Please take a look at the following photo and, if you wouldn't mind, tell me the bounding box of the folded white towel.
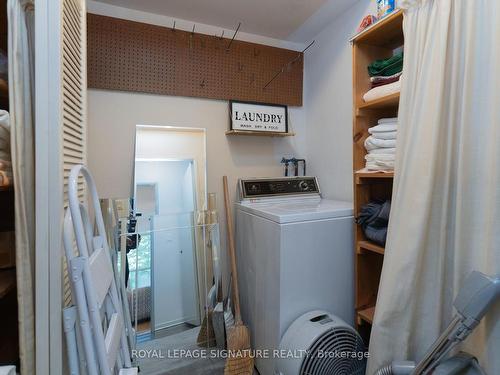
[366,153,395,161]
[378,117,398,124]
[369,147,396,155]
[366,160,394,171]
[365,153,395,171]
[364,136,396,151]
[369,124,398,134]
[371,131,397,140]
[363,79,401,102]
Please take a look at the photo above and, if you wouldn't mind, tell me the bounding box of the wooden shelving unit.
[225,130,295,137]
[357,306,376,325]
[358,240,385,255]
[351,10,403,343]
[355,170,394,184]
[358,92,400,110]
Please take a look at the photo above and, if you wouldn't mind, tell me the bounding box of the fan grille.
[300,327,366,375]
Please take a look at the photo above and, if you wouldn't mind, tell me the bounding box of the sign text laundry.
[230,101,288,133]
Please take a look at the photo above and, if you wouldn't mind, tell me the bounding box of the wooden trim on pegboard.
[87,13,303,106]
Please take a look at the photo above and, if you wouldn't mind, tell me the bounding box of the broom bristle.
[225,324,253,374]
[226,325,251,350]
[224,354,254,374]
[197,309,216,347]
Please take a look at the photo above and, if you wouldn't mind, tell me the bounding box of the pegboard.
[87,14,303,106]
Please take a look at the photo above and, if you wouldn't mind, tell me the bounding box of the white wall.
[302,0,374,201]
[88,90,306,289]
[88,90,306,202]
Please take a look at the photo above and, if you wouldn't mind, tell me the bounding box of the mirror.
[99,125,223,373]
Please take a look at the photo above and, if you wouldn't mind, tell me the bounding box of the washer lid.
[236,199,353,224]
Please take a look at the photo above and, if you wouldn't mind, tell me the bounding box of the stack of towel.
[363,52,403,102]
[364,117,397,171]
[0,110,12,187]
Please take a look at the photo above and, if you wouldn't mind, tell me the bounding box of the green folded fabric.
[368,52,403,77]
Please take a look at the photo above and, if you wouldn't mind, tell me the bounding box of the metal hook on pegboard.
[214,30,225,49]
[226,22,241,52]
[189,24,196,49]
[263,40,315,90]
[171,20,176,32]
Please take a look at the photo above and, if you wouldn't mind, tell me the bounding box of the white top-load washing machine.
[235,177,354,375]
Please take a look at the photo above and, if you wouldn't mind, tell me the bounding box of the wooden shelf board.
[357,306,376,325]
[355,170,394,184]
[357,92,400,111]
[0,269,15,299]
[358,240,385,255]
[226,130,295,137]
[351,10,404,48]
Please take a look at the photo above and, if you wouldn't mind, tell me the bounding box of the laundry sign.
[230,100,288,133]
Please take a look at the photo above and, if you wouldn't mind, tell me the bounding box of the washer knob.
[298,180,309,191]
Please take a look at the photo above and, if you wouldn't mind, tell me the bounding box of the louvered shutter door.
[62,0,87,307]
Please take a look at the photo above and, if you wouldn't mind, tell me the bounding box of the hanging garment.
[367,1,500,375]
[367,52,404,77]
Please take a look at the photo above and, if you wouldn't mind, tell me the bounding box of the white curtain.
[8,0,35,373]
[367,1,500,374]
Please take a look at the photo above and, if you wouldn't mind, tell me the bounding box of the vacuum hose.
[374,361,416,375]
[374,365,393,375]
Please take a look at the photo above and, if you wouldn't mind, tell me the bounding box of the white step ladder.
[63,165,137,375]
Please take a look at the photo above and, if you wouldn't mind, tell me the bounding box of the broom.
[223,176,254,375]
[197,195,218,347]
[196,285,216,347]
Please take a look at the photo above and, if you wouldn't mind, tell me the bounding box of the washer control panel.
[239,177,320,199]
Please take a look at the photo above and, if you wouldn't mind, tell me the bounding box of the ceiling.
[92,0,350,41]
